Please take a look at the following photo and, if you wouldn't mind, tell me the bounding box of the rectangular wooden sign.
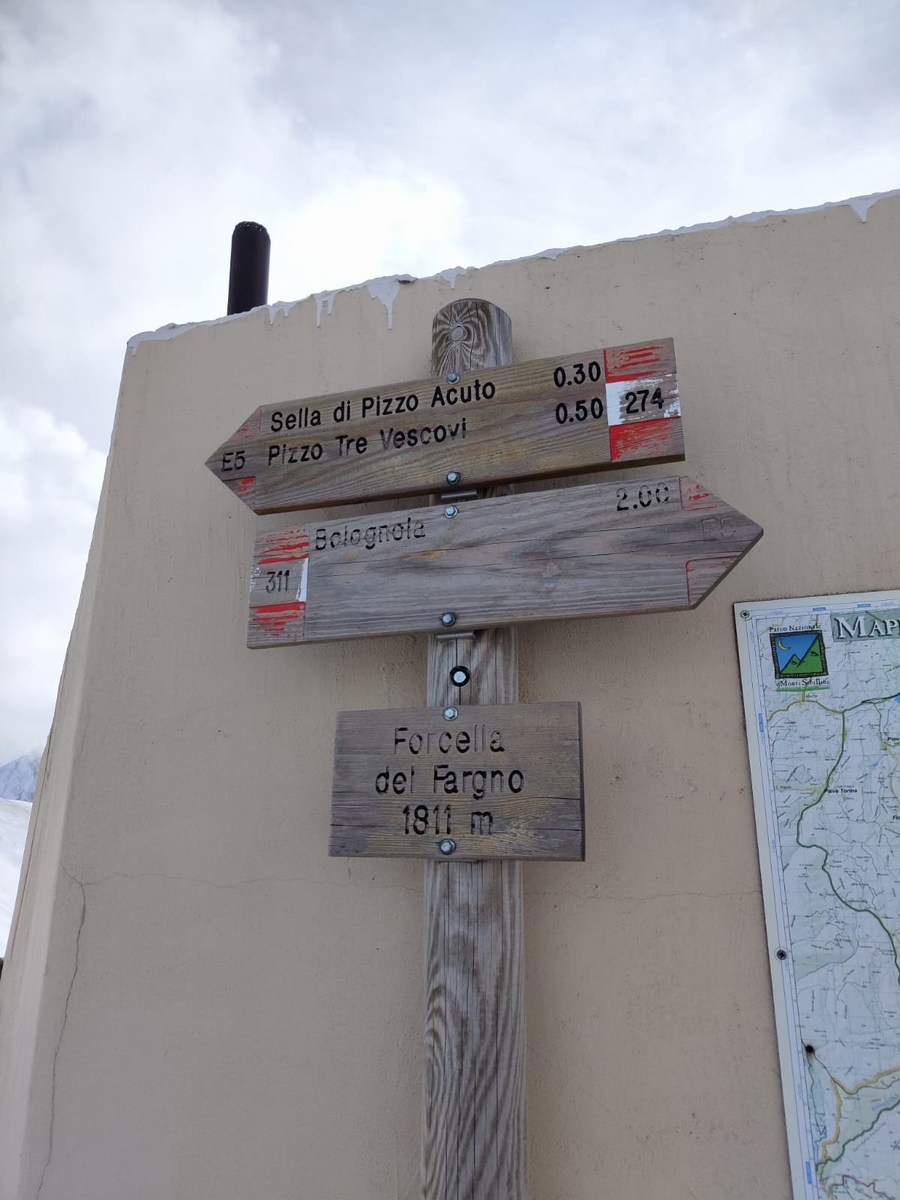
[207,338,682,512]
[247,475,763,646]
[330,702,584,861]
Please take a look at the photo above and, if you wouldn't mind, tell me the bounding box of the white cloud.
[274,173,465,297]
[0,0,898,769]
[0,400,105,762]
[0,0,475,446]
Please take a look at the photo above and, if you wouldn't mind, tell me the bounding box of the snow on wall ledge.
[126,189,899,353]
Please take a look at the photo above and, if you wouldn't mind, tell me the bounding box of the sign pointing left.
[206,338,683,512]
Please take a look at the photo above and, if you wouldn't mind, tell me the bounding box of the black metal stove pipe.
[227,221,270,315]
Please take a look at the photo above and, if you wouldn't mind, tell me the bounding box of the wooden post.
[423,300,526,1199]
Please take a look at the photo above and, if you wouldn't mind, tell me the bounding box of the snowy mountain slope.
[0,749,40,803]
[1,797,31,956]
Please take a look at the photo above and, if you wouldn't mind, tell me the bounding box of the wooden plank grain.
[329,702,584,861]
[247,475,763,647]
[206,336,682,512]
[424,300,524,1200]
[424,630,525,1200]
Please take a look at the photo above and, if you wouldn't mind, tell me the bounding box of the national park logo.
[770,629,828,679]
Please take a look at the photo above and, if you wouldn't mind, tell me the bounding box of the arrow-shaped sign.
[207,338,683,512]
[245,475,762,647]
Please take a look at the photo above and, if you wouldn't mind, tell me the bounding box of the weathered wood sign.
[330,702,583,861]
[247,475,762,646]
[204,290,762,1200]
[207,338,682,512]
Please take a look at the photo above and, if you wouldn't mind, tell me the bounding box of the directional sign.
[207,338,683,512]
[330,702,584,861]
[246,475,762,646]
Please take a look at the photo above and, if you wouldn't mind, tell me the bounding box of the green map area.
[738,596,900,1200]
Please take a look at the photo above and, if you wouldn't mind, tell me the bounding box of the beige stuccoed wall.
[2,193,899,1199]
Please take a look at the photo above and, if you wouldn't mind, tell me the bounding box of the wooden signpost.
[422,305,525,1199]
[247,477,761,646]
[206,337,683,511]
[330,702,584,861]
[206,294,763,1200]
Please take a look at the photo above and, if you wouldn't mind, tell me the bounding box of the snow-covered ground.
[1,797,32,955]
[0,751,38,955]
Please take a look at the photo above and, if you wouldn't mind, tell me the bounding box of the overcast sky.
[0,0,898,763]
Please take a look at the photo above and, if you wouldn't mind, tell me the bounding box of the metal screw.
[447,372,460,383]
[740,610,751,620]
[776,948,788,961]
[439,838,457,855]
[443,706,459,721]
[444,505,459,518]
[450,666,470,687]
[440,612,457,627]
[446,470,462,486]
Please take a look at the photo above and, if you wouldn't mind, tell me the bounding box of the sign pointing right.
[246,475,763,647]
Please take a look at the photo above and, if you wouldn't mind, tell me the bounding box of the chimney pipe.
[227,221,270,315]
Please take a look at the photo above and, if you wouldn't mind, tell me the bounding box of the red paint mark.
[610,418,681,462]
[262,528,308,544]
[258,530,309,564]
[678,478,718,510]
[232,476,256,497]
[263,535,309,550]
[258,536,309,565]
[604,343,668,382]
[237,409,262,438]
[250,600,306,640]
[686,557,738,605]
[605,367,668,384]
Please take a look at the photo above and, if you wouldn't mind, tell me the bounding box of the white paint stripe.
[605,378,680,426]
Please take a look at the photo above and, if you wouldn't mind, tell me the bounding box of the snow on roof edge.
[127,188,899,352]
[621,187,897,243]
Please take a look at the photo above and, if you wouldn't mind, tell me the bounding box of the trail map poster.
[735,592,900,1200]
